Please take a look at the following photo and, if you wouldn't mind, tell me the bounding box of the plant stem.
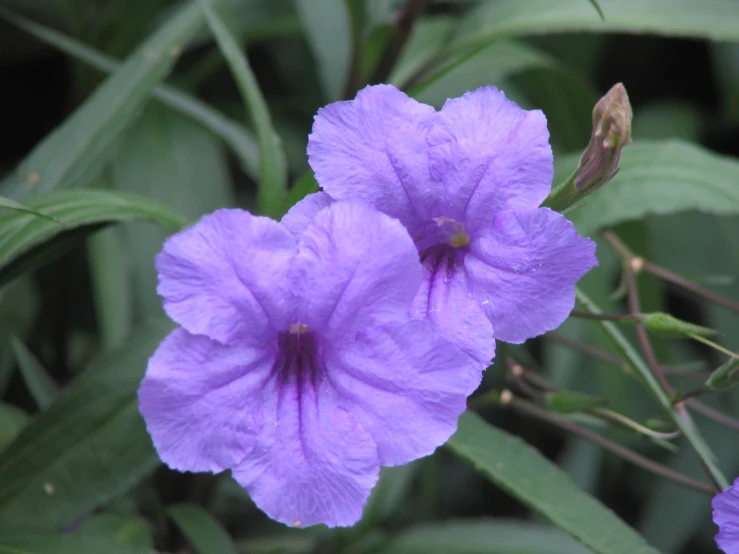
[571,309,639,323]
[508,395,717,496]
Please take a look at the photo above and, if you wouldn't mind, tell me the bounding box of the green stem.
[576,287,729,490]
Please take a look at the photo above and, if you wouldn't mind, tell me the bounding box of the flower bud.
[705,357,739,392]
[543,83,633,213]
[574,83,633,192]
[636,312,718,339]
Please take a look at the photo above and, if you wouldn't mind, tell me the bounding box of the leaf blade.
[198,0,287,217]
[168,503,238,554]
[447,411,659,554]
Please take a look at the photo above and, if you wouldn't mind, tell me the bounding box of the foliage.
[0,0,738,552]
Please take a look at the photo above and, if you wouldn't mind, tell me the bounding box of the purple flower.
[138,201,476,528]
[305,84,597,384]
[714,477,739,553]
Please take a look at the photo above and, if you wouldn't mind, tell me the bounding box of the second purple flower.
[305,84,598,389]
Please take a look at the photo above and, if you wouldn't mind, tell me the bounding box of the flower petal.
[410,246,494,393]
[713,477,739,554]
[281,191,334,238]
[427,86,553,229]
[325,319,473,466]
[232,380,379,528]
[291,201,422,339]
[307,84,438,231]
[138,328,273,473]
[466,208,597,343]
[156,209,296,345]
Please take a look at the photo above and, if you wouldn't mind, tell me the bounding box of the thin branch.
[644,261,739,314]
[508,395,717,496]
[571,309,638,323]
[688,400,739,432]
[546,332,627,368]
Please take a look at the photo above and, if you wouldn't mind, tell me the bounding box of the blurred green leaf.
[9,336,58,410]
[198,0,288,217]
[447,411,659,554]
[0,320,172,528]
[0,279,38,396]
[0,403,29,452]
[456,0,739,48]
[712,43,739,125]
[88,228,132,350]
[383,519,594,554]
[361,463,418,527]
[0,531,156,554]
[554,141,739,236]
[0,1,209,200]
[293,0,351,100]
[0,196,60,223]
[108,105,233,321]
[410,41,551,106]
[0,7,260,180]
[0,190,187,288]
[168,503,238,554]
[632,102,703,141]
[389,16,455,88]
[73,513,154,548]
[282,172,319,216]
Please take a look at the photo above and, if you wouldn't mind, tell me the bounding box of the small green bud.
[636,312,718,339]
[542,83,633,213]
[705,357,739,391]
[545,390,608,414]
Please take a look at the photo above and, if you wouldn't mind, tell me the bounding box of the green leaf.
[73,514,154,548]
[0,320,172,528]
[383,519,594,554]
[456,0,739,48]
[0,196,60,223]
[168,503,238,554]
[292,0,351,100]
[447,411,659,554]
[282,172,319,216]
[0,190,187,288]
[0,8,260,180]
[557,141,739,236]
[108,105,233,320]
[198,0,288,217]
[0,530,156,554]
[0,1,208,200]
[389,16,455,89]
[9,336,58,410]
[410,41,555,108]
[87,228,132,350]
[0,403,29,452]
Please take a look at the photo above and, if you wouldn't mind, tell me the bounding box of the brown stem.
[367,0,430,86]
[546,332,627,368]
[644,261,739,314]
[687,399,739,432]
[508,396,717,495]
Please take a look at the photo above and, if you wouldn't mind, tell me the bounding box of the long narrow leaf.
[9,336,58,410]
[0,8,260,180]
[447,411,659,554]
[0,1,207,200]
[198,0,287,217]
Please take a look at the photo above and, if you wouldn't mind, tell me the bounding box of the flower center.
[414,216,471,254]
[273,323,322,388]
